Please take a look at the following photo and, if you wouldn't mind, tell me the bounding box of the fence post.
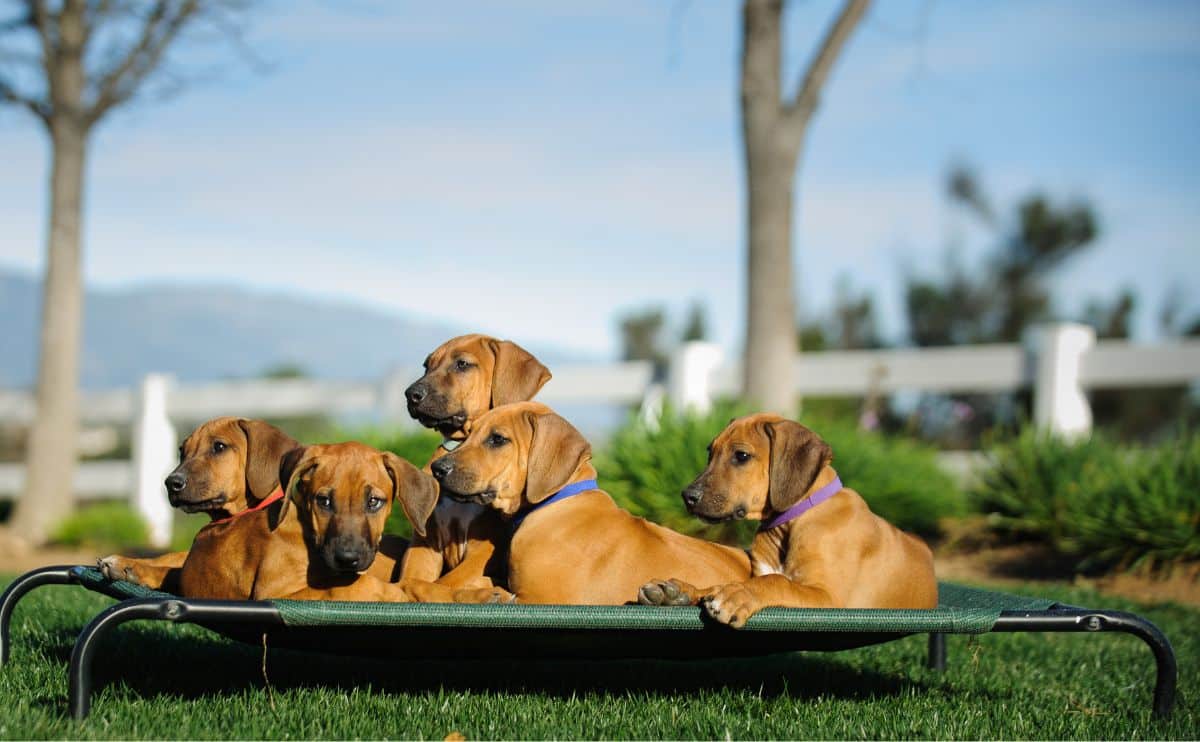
[1033,322,1095,438]
[667,342,724,415]
[131,374,176,548]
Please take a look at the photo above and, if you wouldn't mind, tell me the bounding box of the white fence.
[1,322,1198,546]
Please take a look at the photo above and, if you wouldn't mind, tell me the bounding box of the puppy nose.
[682,487,701,507]
[430,457,453,480]
[165,472,187,493]
[405,383,426,405]
[333,548,361,570]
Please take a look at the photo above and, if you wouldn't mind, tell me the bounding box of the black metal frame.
[0,565,1178,721]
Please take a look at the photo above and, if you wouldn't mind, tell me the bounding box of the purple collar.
[512,479,598,529]
[759,476,843,531]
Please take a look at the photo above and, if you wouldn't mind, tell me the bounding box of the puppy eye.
[454,358,472,371]
[487,432,509,448]
[733,450,752,464]
[366,495,385,513]
[211,441,227,454]
[314,494,334,511]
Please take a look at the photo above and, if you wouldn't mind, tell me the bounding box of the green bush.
[972,427,1200,573]
[333,425,443,539]
[52,501,148,551]
[595,402,965,546]
[806,414,967,536]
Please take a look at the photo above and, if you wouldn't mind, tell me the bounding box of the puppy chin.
[690,503,749,524]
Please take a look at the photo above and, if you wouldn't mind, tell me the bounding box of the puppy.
[178,441,506,602]
[401,334,551,588]
[98,417,298,590]
[430,402,751,605]
[639,414,938,627]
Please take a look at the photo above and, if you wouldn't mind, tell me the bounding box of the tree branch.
[0,76,50,125]
[24,0,54,54]
[782,0,870,132]
[87,0,199,123]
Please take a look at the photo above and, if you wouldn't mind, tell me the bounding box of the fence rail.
[1,323,1197,546]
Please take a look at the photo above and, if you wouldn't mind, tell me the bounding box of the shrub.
[595,402,965,546]
[53,501,148,551]
[972,427,1200,573]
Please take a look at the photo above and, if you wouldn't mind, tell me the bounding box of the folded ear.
[382,452,439,538]
[764,420,833,513]
[524,410,591,504]
[488,339,551,407]
[238,419,299,503]
[275,446,312,530]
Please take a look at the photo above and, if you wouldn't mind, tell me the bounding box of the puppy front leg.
[281,575,415,602]
[701,575,837,629]
[401,578,513,604]
[98,551,189,591]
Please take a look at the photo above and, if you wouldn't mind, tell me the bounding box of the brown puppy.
[178,441,506,602]
[98,417,298,590]
[401,334,551,588]
[429,402,750,605]
[639,414,938,627]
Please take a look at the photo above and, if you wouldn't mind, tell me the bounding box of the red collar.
[212,486,285,524]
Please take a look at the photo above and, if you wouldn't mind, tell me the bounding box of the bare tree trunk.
[10,2,90,545]
[11,121,89,544]
[744,144,802,413]
[740,0,870,414]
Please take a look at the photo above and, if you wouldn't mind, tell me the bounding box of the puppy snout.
[430,457,453,481]
[332,545,364,571]
[682,486,702,508]
[165,472,187,494]
[405,382,427,405]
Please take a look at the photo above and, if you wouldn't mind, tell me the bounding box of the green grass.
[0,576,1195,739]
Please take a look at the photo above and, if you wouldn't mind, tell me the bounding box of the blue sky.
[1,0,1198,359]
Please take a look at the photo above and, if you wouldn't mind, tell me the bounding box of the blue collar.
[512,479,598,529]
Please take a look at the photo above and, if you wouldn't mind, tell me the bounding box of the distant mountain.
[0,268,582,389]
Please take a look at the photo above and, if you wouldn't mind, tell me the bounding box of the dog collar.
[512,479,598,529]
[440,438,462,452]
[759,476,843,531]
[212,485,285,525]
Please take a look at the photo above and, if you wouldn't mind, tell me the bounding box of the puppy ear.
[524,410,591,504]
[764,420,833,513]
[238,419,299,504]
[382,452,439,538]
[275,446,311,530]
[488,339,551,407]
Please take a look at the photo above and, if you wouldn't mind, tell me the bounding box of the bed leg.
[1095,612,1177,719]
[0,565,80,666]
[68,599,170,720]
[926,633,946,670]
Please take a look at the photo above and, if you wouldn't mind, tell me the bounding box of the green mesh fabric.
[71,567,1055,635]
[74,567,175,600]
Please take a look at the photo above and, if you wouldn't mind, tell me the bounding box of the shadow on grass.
[71,623,927,708]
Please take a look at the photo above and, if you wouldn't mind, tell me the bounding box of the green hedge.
[595,402,965,546]
[53,501,149,551]
[972,427,1200,573]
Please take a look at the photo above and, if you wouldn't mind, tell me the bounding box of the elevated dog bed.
[0,565,1177,720]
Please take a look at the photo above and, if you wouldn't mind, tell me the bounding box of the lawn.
[0,575,1195,740]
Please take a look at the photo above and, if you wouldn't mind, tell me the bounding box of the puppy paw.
[700,584,761,629]
[97,555,140,585]
[638,578,696,606]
